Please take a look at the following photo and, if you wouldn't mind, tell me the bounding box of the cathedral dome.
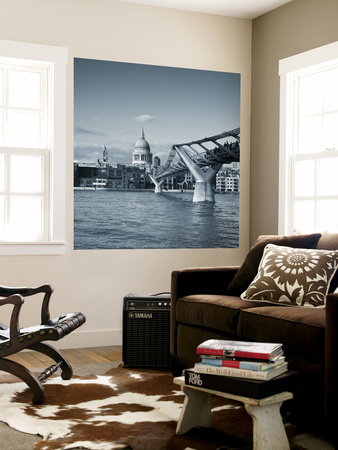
[132,128,153,169]
[134,129,151,152]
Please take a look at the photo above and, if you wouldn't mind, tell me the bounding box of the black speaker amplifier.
[122,293,171,368]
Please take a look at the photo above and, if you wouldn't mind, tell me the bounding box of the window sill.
[0,241,66,256]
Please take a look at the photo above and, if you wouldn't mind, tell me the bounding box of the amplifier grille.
[122,295,171,368]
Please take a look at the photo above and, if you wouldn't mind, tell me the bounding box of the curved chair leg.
[0,358,45,404]
[30,342,73,380]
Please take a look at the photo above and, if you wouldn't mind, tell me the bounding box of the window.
[279,41,338,235]
[0,40,67,255]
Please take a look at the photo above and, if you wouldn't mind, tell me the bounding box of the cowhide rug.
[0,365,306,450]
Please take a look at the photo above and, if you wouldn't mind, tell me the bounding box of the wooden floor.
[5,346,122,369]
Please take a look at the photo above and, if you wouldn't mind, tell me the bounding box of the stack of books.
[195,339,287,380]
[184,339,295,399]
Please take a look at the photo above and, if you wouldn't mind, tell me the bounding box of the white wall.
[250,0,338,243]
[0,0,252,348]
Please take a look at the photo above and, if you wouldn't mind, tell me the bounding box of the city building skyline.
[74,135,240,193]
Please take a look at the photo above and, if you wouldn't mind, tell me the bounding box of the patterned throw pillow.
[241,244,338,308]
[226,233,322,296]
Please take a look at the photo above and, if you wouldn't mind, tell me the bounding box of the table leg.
[245,402,290,450]
[176,385,212,434]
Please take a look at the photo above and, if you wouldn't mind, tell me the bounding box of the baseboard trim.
[53,329,122,349]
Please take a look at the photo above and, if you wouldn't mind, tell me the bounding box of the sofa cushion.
[241,244,338,308]
[226,233,322,296]
[237,306,325,361]
[176,294,257,335]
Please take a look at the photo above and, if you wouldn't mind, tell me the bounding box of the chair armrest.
[0,293,24,307]
[0,294,24,344]
[0,284,53,297]
[325,293,338,420]
[0,284,53,325]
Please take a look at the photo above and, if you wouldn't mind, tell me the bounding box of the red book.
[196,339,283,361]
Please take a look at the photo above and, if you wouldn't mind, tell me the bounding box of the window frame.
[0,40,67,255]
[279,41,338,235]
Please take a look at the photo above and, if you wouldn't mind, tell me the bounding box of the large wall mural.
[74,58,240,249]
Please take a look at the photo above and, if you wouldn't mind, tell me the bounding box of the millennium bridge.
[149,127,240,202]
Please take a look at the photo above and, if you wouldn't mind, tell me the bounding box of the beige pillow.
[241,244,338,308]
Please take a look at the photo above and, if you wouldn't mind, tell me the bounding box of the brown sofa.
[170,233,338,430]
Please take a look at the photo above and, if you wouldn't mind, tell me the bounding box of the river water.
[74,189,239,250]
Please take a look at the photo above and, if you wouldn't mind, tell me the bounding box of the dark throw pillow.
[241,244,338,308]
[226,233,322,296]
[316,232,338,293]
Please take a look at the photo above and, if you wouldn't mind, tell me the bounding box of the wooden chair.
[0,284,86,404]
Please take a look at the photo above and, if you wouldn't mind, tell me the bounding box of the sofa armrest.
[170,266,239,360]
[171,266,239,302]
[325,292,338,421]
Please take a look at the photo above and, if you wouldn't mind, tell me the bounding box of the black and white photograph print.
[74,58,241,250]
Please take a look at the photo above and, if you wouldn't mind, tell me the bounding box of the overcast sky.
[74,58,240,165]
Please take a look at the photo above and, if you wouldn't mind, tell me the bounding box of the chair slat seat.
[0,312,86,357]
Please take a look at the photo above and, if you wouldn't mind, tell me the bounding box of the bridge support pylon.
[149,174,164,193]
[194,178,216,202]
[176,146,221,202]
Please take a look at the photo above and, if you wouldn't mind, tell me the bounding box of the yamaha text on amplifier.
[123,293,171,368]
